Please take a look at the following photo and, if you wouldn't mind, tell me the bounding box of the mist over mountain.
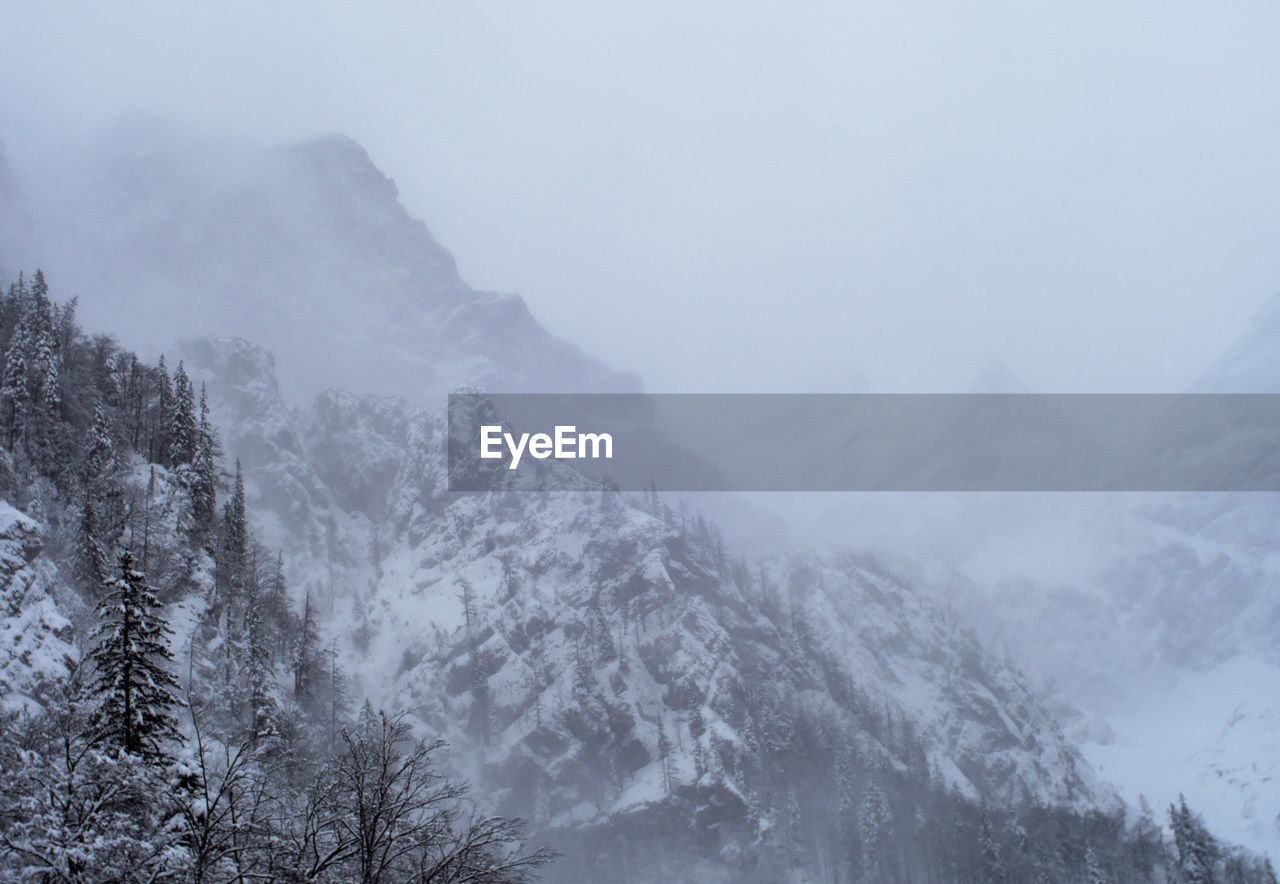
[700,296,1280,859]
[0,282,1190,881]
[0,120,1278,880]
[4,118,637,404]
[883,304,1280,858]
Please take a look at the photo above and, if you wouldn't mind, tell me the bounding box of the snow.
[0,501,73,709]
[8,122,1279,868]
[1083,655,1280,859]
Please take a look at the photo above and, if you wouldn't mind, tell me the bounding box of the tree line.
[0,271,554,882]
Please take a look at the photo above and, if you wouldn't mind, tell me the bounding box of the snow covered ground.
[1082,656,1280,858]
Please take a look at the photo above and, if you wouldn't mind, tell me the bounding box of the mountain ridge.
[6,119,640,404]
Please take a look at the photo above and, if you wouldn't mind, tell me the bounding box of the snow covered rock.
[0,502,73,707]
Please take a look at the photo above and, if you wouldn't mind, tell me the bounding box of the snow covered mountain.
[6,119,637,404]
[923,303,1280,859]
[941,494,1280,857]
[3,120,1273,878]
[162,333,1119,877]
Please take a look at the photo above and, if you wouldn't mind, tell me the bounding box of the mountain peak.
[282,133,395,198]
[14,119,635,404]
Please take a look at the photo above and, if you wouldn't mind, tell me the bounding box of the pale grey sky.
[4,0,1280,393]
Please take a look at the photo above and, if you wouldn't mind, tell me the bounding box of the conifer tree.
[646,479,660,517]
[22,282,64,473]
[1,308,30,447]
[29,268,48,307]
[980,811,1005,883]
[350,592,372,655]
[72,407,119,599]
[688,707,707,779]
[28,271,58,411]
[20,272,57,411]
[657,716,673,794]
[74,498,109,600]
[54,294,78,358]
[32,319,59,414]
[4,271,27,319]
[219,459,248,605]
[245,565,277,736]
[294,589,321,703]
[783,786,804,870]
[593,606,617,662]
[190,382,219,535]
[498,551,517,599]
[459,576,492,744]
[265,551,290,656]
[1130,795,1163,879]
[168,360,197,466]
[859,781,892,880]
[88,549,184,761]
[85,405,116,482]
[572,638,593,706]
[324,639,350,750]
[36,340,59,414]
[152,355,174,464]
[837,748,860,878]
[1171,795,1218,884]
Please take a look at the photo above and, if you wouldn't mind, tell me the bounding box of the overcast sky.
[4,1,1280,393]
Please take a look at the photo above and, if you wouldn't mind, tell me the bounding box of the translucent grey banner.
[447,393,1280,492]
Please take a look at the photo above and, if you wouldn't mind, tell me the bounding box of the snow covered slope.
[935,492,1280,859]
[1087,657,1280,860]
[168,340,1114,864]
[0,499,73,708]
[9,118,1263,871]
[922,299,1280,859]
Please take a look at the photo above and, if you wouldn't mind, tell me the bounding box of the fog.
[5,0,1279,607]
[5,3,1280,867]
[5,1,1280,395]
